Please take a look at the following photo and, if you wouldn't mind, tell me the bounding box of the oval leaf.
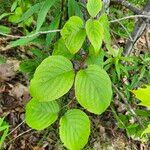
[30,56,75,101]
[59,109,90,150]
[26,98,59,130]
[86,19,104,55]
[61,16,86,54]
[87,0,102,17]
[75,65,112,114]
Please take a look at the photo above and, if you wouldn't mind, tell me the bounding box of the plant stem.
[112,83,145,129]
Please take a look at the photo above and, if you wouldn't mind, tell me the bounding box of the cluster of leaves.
[24,1,114,149]
[0,0,150,149]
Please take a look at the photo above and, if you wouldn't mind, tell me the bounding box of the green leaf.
[87,0,102,17]
[46,13,60,47]
[8,36,37,48]
[59,109,90,150]
[75,65,112,114]
[19,2,42,23]
[11,0,18,12]
[36,0,57,32]
[86,19,103,55]
[53,38,74,59]
[0,13,12,20]
[68,0,76,17]
[99,13,111,45]
[86,45,104,67]
[30,56,75,101]
[132,85,150,107]
[61,16,86,54]
[0,25,11,34]
[142,124,150,135]
[68,0,83,19]
[0,118,9,149]
[25,98,59,130]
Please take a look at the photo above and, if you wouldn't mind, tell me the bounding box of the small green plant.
[132,85,150,136]
[25,0,113,149]
[0,118,9,149]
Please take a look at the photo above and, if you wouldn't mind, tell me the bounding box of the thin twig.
[110,15,150,23]
[6,129,32,146]
[7,120,25,136]
[0,29,61,39]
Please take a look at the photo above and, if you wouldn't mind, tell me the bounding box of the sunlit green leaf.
[26,98,59,130]
[59,109,90,150]
[61,16,86,54]
[75,65,112,114]
[87,0,102,17]
[132,85,150,107]
[30,56,75,101]
[86,19,103,54]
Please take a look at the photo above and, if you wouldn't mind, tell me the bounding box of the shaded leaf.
[53,38,74,59]
[36,0,57,32]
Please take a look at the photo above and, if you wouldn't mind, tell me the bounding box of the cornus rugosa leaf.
[26,98,59,130]
[59,109,90,150]
[87,0,102,17]
[86,19,104,55]
[30,56,75,101]
[132,85,150,107]
[75,65,112,114]
[61,16,86,54]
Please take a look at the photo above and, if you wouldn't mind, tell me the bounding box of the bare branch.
[0,29,61,39]
[110,14,150,23]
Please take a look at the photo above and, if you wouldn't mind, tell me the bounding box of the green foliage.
[59,109,90,150]
[8,0,33,26]
[52,38,74,59]
[75,65,112,114]
[86,19,104,54]
[87,0,102,17]
[22,2,114,149]
[1,0,149,149]
[61,16,86,54]
[132,85,150,136]
[25,98,59,130]
[132,85,150,107]
[30,56,75,101]
[36,0,57,32]
[0,118,9,149]
[0,25,11,34]
[20,49,48,79]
